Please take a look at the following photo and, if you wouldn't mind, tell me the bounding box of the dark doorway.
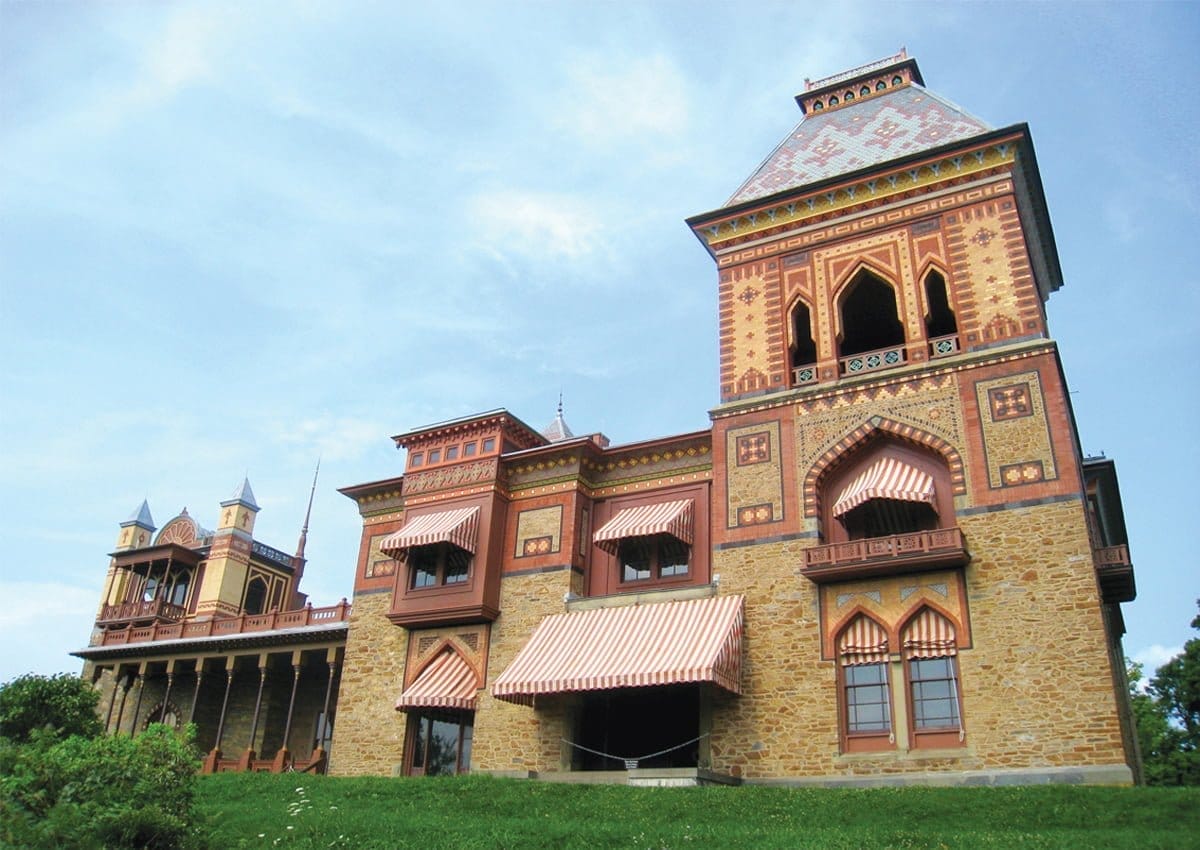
[575,685,699,770]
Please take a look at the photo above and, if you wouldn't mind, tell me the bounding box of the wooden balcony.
[1095,544,1136,603]
[802,527,968,583]
[97,599,187,626]
[94,600,351,647]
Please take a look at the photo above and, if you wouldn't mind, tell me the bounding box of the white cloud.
[1131,644,1183,676]
[469,190,605,265]
[557,53,690,146]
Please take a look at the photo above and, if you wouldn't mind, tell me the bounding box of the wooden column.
[187,665,205,725]
[272,651,303,773]
[159,666,175,724]
[104,667,121,733]
[238,654,269,771]
[203,660,235,774]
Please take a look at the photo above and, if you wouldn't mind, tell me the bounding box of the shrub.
[0,673,102,743]
[0,723,207,850]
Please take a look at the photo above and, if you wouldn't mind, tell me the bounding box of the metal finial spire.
[295,458,320,560]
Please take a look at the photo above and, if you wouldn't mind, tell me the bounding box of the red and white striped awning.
[396,650,479,711]
[592,499,694,554]
[491,594,744,704]
[902,608,957,659]
[832,458,937,518]
[839,615,889,666]
[379,506,480,557]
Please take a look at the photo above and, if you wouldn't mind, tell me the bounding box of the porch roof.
[491,594,744,705]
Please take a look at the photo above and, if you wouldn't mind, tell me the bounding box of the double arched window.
[836,607,964,752]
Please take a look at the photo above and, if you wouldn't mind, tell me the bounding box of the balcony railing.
[791,363,818,387]
[928,334,960,359]
[94,600,351,647]
[839,344,906,377]
[802,527,968,582]
[97,599,187,626]
[1095,544,1135,603]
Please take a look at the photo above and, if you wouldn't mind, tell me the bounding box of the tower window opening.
[789,301,818,385]
[243,576,268,615]
[861,86,871,96]
[923,270,958,339]
[838,270,905,358]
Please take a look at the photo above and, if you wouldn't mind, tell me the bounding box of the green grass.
[197,773,1200,850]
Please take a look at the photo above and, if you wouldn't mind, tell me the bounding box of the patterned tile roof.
[727,84,992,206]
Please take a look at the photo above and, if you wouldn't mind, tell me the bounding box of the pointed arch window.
[924,269,959,357]
[838,614,894,750]
[243,576,268,615]
[788,299,818,386]
[902,608,965,746]
[837,269,906,374]
[166,568,192,607]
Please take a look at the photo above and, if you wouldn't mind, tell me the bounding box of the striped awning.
[902,608,957,659]
[832,458,937,518]
[396,650,479,711]
[592,499,694,554]
[491,594,744,704]
[839,615,889,666]
[379,507,480,557]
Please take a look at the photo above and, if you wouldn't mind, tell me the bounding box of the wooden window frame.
[404,710,474,776]
[616,534,691,588]
[838,661,895,753]
[407,542,473,591]
[905,655,965,749]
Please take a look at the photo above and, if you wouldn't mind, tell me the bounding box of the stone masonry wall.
[328,589,408,776]
[472,569,572,773]
[706,498,1126,780]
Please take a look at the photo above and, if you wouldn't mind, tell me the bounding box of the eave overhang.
[71,621,348,662]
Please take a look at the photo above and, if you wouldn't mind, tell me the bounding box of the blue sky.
[1,1,1197,684]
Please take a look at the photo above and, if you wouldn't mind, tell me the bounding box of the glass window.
[463,442,477,457]
[619,538,653,582]
[909,657,961,729]
[168,570,190,606]
[482,438,496,452]
[446,446,459,460]
[659,537,690,577]
[410,547,439,589]
[410,452,424,468]
[444,547,470,584]
[243,577,268,615]
[845,663,891,733]
[428,449,441,464]
[143,575,159,602]
[407,711,474,776]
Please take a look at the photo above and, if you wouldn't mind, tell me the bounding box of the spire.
[541,393,575,443]
[222,476,259,510]
[295,459,320,560]
[122,499,155,531]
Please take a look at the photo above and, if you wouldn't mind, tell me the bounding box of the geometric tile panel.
[514,506,563,558]
[973,370,1057,489]
[726,420,784,528]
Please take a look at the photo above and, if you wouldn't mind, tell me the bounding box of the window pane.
[444,547,471,584]
[459,722,473,773]
[463,442,477,457]
[482,438,495,452]
[658,537,689,577]
[427,719,461,776]
[428,449,441,463]
[619,539,652,582]
[844,662,891,734]
[909,658,960,729]
[411,547,438,588]
[410,717,428,770]
[410,452,424,468]
[143,576,159,602]
[446,446,459,460]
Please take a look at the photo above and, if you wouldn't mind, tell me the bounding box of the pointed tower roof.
[295,460,320,560]
[541,396,575,443]
[121,499,155,530]
[221,477,259,510]
[726,51,992,206]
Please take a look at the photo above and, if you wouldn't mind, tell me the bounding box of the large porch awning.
[491,594,744,705]
[832,458,936,518]
[379,506,480,557]
[592,499,694,554]
[396,650,479,711]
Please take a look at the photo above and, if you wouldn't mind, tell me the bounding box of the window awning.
[901,608,957,659]
[379,506,480,557]
[592,499,694,554]
[839,615,889,666]
[491,594,744,705]
[396,650,479,711]
[832,458,937,518]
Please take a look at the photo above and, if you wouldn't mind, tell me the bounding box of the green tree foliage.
[0,673,102,743]
[0,723,206,850]
[1131,600,1200,785]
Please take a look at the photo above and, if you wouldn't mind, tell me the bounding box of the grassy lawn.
[197,773,1200,850]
